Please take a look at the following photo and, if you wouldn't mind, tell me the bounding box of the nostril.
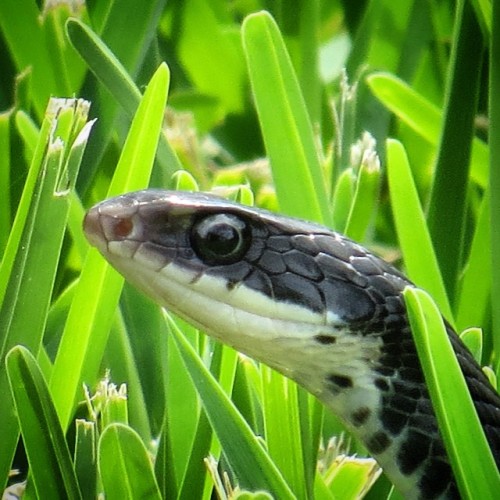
[112,217,134,238]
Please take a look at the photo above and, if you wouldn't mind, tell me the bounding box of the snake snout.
[83,197,140,252]
[83,207,105,249]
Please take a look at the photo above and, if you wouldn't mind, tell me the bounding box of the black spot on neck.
[328,373,353,388]
[314,334,337,345]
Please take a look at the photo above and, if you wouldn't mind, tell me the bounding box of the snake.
[83,189,500,499]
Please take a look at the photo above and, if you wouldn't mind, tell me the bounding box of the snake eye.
[191,213,251,265]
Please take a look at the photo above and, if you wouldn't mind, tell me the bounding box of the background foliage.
[0,0,498,498]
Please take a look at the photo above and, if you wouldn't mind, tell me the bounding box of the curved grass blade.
[489,0,500,364]
[49,63,170,430]
[74,419,97,500]
[98,423,161,500]
[66,18,181,183]
[404,288,500,498]
[367,72,488,188]
[6,346,81,499]
[166,315,295,499]
[0,99,92,485]
[242,11,330,225]
[386,139,452,321]
[0,112,11,254]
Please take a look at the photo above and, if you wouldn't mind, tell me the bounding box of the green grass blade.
[6,346,81,499]
[344,140,381,241]
[167,315,295,499]
[490,0,500,362]
[0,112,11,254]
[119,284,169,437]
[455,190,491,331]
[98,423,162,500]
[66,18,142,116]
[459,328,483,365]
[0,99,92,485]
[427,0,483,300]
[0,109,55,307]
[242,11,330,225]
[0,1,58,115]
[104,316,151,442]
[366,72,488,188]
[74,420,97,500]
[261,367,307,499]
[49,63,170,430]
[404,288,500,498]
[470,0,492,35]
[298,0,321,125]
[386,139,452,320]
[65,17,181,188]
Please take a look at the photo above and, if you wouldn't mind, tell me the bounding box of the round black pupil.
[192,214,249,265]
[205,223,239,256]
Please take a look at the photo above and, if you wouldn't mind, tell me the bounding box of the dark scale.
[351,406,371,426]
[420,459,458,499]
[398,429,433,474]
[366,430,392,454]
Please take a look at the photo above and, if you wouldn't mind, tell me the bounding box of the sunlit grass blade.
[332,168,355,232]
[386,139,452,320]
[49,63,170,430]
[459,328,483,365]
[242,11,330,225]
[0,112,11,254]
[366,72,488,188]
[6,346,81,499]
[344,141,381,241]
[167,315,295,498]
[404,288,500,498]
[98,423,162,500]
[0,99,92,485]
[322,456,380,498]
